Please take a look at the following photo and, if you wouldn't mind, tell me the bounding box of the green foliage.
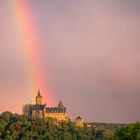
[0,112,97,140]
[94,122,125,131]
[0,111,139,140]
[113,122,140,140]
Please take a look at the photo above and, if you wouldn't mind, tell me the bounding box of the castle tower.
[57,100,64,108]
[75,116,84,127]
[36,90,42,105]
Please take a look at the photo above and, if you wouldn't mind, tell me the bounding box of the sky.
[0,0,140,123]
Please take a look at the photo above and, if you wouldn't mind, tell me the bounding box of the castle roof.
[46,107,66,113]
[75,116,83,120]
[36,90,42,97]
[57,100,64,108]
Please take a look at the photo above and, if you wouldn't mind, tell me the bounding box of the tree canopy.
[0,112,139,140]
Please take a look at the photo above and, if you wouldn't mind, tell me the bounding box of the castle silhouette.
[23,90,68,121]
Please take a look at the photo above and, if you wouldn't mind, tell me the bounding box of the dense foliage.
[94,122,125,131]
[0,111,104,140]
[0,112,140,140]
[113,122,140,140]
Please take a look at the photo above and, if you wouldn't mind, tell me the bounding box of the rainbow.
[7,1,53,105]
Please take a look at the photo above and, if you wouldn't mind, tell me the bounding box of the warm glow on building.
[23,90,68,122]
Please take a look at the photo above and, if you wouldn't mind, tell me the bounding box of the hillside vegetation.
[0,112,140,140]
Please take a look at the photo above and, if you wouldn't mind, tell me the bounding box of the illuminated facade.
[23,90,68,121]
[75,116,84,127]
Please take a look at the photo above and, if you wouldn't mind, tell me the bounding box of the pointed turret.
[57,100,64,108]
[37,90,42,97]
[36,90,42,105]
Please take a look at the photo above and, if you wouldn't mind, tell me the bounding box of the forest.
[0,111,140,140]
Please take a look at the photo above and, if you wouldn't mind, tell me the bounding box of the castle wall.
[23,91,68,122]
[45,112,67,121]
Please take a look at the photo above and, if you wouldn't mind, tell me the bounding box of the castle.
[23,90,68,122]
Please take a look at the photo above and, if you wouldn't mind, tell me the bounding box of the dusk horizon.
[1,0,140,124]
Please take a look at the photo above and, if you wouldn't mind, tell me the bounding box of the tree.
[63,132,73,140]
[0,119,6,137]
[1,111,12,122]
[113,122,140,140]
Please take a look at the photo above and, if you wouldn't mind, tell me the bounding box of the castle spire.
[36,90,42,105]
[37,89,41,96]
[58,100,64,108]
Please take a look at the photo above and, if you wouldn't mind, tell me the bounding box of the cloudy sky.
[0,0,140,123]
